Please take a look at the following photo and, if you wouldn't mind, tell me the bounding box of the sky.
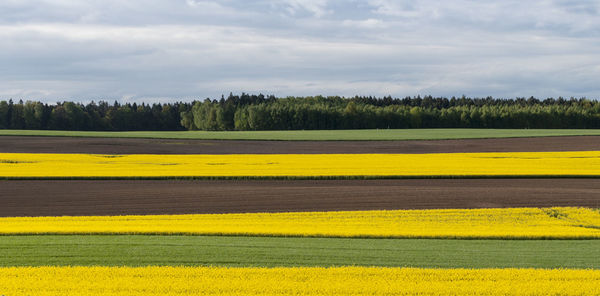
[1,0,599,103]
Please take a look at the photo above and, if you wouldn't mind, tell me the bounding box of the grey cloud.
[0,0,599,102]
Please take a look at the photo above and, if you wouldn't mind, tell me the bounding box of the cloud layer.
[1,0,599,102]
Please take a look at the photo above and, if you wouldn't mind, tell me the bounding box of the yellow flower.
[1,207,598,239]
[0,266,599,296]
[0,151,599,178]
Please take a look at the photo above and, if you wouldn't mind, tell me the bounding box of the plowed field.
[1,135,599,154]
[1,179,599,216]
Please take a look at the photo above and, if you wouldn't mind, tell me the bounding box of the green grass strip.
[2,129,600,141]
[1,235,599,269]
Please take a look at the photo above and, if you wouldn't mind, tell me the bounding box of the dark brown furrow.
[1,179,598,217]
[1,136,599,154]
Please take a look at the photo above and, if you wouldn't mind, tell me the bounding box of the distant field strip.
[1,151,600,178]
[1,266,599,296]
[3,128,600,140]
[2,207,599,239]
[2,235,599,268]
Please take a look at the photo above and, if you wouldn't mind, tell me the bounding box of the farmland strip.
[2,135,600,154]
[1,266,599,295]
[3,128,600,140]
[1,207,599,239]
[1,179,599,217]
[1,235,599,268]
[1,151,600,179]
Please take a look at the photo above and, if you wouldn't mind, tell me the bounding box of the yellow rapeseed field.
[1,207,599,238]
[0,266,599,296]
[0,151,599,178]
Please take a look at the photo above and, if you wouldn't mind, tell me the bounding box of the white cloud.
[279,0,330,17]
[0,0,599,101]
[342,18,386,29]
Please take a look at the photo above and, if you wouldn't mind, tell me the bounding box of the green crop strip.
[1,235,599,269]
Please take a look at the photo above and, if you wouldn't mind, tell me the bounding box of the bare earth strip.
[1,179,599,217]
[1,136,599,154]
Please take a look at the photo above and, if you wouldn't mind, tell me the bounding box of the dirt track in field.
[1,135,599,154]
[1,179,598,216]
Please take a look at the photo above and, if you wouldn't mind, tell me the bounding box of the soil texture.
[1,179,598,216]
[1,136,599,154]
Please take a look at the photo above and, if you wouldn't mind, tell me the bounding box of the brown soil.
[1,136,599,154]
[1,179,598,217]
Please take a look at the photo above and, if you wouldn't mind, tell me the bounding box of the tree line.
[0,100,187,131]
[181,94,600,130]
[1,94,599,131]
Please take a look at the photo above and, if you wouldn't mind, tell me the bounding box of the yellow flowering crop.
[0,151,599,178]
[2,207,599,238]
[0,266,599,296]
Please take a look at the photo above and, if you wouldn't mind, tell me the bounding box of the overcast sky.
[1,0,599,103]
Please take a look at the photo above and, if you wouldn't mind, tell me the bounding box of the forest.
[1,94,599,131]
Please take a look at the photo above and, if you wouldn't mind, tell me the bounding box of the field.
[2,235,600,268]
[3,128,600,140]
[2,266,599,296]
[2,179,598,216]
[2,151,600,179]
[0,131,599,295]
[3,135,600,154]
[2,207,599,238]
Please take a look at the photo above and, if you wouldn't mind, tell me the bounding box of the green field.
[2,129,600,141]
[2,235,599,268]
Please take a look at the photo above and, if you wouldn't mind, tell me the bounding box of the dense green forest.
[1,94,599,131]
[0,100,187,131]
